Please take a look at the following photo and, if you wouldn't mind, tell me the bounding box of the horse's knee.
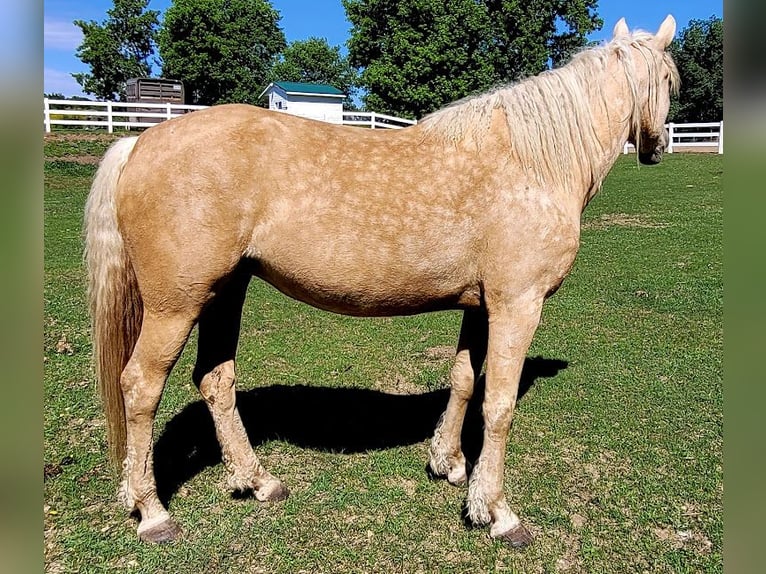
[451,379,473,401]
[449,353,475,400]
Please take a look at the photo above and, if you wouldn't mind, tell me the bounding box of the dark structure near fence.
[126,78,185,104]
[126,78,185,124]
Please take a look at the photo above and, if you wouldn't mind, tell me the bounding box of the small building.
[259,81,346,124]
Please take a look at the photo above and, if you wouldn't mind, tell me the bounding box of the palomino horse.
[85,16,679,546]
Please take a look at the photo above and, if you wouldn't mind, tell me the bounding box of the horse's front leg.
[429,308,487,485]
[466,293,543,547]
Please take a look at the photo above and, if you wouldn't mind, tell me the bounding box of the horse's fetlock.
[466,488,492,526]
[428,448,451,477]
[429,419,454,476]
[226,470,256,493]
[117,478,135,510]
[466,468,494,525]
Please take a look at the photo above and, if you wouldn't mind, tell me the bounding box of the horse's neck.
[578,56,639,211]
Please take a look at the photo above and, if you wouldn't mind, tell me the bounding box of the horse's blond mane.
[421,32,680,191]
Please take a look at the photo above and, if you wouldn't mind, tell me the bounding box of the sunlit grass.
[44,139,721,573]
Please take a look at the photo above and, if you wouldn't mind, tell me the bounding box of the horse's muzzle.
[639,129,668,165]
[639,146,664,165]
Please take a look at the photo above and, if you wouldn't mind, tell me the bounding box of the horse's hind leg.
[193,272,288,502]
[429,308,488,485]
[120,310,196,543]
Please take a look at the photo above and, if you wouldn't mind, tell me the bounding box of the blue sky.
[44,0,723,97]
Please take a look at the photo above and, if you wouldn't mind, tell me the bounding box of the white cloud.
[44,68,86,98]
[44,19,83,52]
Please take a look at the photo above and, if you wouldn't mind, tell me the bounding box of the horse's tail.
[84,136,141,469]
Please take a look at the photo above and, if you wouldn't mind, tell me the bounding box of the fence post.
[718,120,723,154]
[44,98,51,133]
[667,122,674,153]
[166,102,172,121]
[371,112,376,129]
[107,101,113,133]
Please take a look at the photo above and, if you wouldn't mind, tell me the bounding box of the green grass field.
[44,134,722,573]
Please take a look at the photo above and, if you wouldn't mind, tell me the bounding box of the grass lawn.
[44,134,722,573]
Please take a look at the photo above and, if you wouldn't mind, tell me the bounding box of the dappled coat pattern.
[85,16,679,546]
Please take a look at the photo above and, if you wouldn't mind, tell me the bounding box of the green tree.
[485,0,601,79]
[269,37,360,107]
[343,0,496,118]
[73,0,160,101]
[669,16,723,123]
[158,0,286,105]
[343,0,601,118]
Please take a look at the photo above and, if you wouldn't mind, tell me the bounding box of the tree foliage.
[484,0,601,79]
[158,0,286,105]
[73,0,159,101]
[44,93,93,102]
[343,0,494,118]
[669,16,723,123]
[343,0,601,118]
[269,37,360,107]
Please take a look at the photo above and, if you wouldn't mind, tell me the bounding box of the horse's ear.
[654,15,676,49]
[612,18,630,40]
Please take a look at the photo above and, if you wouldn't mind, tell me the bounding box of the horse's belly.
[245,199,482,315]
[246,253,480,317]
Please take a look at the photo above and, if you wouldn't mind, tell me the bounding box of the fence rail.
[43,99,208,132]
[341,111,417,129]
[43,99,417,132]
[44,99,721,151]
[623,121,723,154]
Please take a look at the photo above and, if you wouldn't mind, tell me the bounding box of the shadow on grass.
[154,356,568,505]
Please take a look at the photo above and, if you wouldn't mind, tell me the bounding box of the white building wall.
[264,85,345,124]
[284,96,344,124]
[269,91,289,111]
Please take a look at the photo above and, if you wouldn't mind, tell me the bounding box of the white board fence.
[43,99,417,132]
[43,99,208,132]
[43,99,721,151]
[623,121,723,154]
[341,111,417,129]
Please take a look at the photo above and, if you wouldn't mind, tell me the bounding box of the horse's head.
[613,15,680,165]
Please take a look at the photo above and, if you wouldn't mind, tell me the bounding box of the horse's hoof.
[255,480,290,502]
[495,523,534,548]
[137,516,181,543]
